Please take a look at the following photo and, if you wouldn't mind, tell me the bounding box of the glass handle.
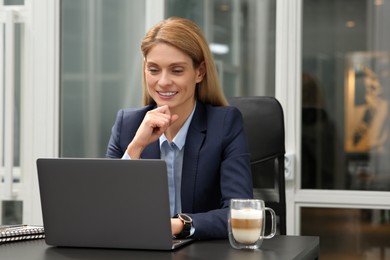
[264,207,277,239]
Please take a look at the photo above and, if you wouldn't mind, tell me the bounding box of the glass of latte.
[228,199,276,250]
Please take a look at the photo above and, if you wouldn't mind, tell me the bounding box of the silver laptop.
[36,158,193,250]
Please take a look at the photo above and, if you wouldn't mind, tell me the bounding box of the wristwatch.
[175,213,192,238]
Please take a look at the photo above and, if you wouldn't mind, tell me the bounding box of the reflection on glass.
[345,53,389,153]
[301,0,390,191]
[345,52,390,191]
[301,207,390,259]
[301,73,336,189]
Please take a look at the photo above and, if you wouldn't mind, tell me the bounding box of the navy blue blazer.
[106,101,253,239]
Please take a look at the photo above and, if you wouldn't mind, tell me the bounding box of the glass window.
[1,201,22,225]
[0,23,22,169]
[60,0,276,158]
[60,0,145,157]
[301,0,390,191]
[167,0,276,97]
[301,0,390,257]
[4,0,24,5]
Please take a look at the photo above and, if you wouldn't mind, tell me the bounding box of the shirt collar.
[159,103,196,150]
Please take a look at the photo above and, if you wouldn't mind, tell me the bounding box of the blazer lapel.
[181,102,207,213]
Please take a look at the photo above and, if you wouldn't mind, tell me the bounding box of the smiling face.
[144,43,205,116]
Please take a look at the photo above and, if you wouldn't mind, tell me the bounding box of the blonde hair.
[141,17,228,106]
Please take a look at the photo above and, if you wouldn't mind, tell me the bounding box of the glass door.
[298,0,390,258]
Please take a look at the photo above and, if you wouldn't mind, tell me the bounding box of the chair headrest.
[228,96,285,163]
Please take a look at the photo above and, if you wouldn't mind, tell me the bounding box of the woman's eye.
[172,68,184,74]
[147,68,159,74]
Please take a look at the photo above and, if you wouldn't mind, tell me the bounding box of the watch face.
[179,214,192,223]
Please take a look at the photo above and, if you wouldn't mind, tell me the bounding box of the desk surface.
[1,235,319,260]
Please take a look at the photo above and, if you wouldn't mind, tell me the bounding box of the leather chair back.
[228,96,286,235]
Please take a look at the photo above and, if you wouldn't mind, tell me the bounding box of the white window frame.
[23,0,61,225]
[0,0,60,225]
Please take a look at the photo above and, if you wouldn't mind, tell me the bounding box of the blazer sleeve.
[106,107,149,158]
[106,109,126,158]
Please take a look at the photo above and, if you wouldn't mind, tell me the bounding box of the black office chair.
[228,96,286,235]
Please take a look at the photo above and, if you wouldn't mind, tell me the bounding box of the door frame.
[0,0,60,225]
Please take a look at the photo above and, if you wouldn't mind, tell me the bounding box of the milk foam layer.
[231,208,262,219]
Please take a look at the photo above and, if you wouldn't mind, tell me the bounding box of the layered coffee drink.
[230,208,262,244]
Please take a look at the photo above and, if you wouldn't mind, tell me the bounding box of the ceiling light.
[346,20,355,28]
[209,43,229,55]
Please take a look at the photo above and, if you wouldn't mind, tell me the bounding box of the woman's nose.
[158,71,173,87]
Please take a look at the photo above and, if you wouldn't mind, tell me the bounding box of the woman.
[106,17,253,240]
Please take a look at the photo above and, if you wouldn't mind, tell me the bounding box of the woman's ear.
[195,61,206,83]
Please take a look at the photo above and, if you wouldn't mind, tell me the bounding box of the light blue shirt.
[160,105,195,217]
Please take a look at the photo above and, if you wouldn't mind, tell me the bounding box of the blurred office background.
[1,0,390,258]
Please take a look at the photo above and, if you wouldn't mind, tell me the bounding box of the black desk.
[1,235,319,260]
